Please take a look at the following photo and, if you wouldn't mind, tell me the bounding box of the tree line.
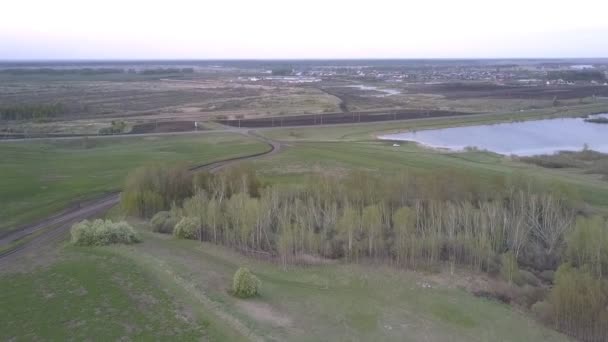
[121,163,607,341]
[547,70,606,82]
[0,68,124,76]
[0,103,64,121]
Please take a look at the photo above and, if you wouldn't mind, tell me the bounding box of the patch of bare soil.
[419,267,532,306]
[421,268,495,293]
[237,301,292,327]
[294,253,338,266]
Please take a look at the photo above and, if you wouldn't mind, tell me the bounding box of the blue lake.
[379,114,608,156]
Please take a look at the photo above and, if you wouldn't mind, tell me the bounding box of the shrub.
[539,270,555,283]
[70,219,140,246]
[519,270,541,287]
[98,121,126,135]
[173,217,200,240]
[232,267,261,298]
[473,282,516,304]
[532,300,554,325]
[513,285,547,308]
[150,211,178,234]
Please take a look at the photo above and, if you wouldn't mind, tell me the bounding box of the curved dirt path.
[0,131,282,264]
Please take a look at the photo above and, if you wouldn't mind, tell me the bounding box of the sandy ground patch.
[237,300,292,327]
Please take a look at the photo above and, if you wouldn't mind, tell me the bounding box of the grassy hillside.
[0,133,268,232]
[253,141,608,208]
[0,246,245,341]
[0,229,568,341]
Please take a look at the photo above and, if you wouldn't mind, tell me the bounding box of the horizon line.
[2,57,608,63]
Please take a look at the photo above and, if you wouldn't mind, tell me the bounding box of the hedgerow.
[70,219,140,246]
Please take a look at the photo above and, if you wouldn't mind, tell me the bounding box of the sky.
[1,0,608,60]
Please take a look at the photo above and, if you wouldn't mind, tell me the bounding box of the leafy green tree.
[566,216,608,278]
[337,204,358,261]
[500,252,519,284]
[393,206,415,266]
[362,204,382,258]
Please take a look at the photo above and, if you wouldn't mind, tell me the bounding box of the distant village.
[239,62,608,86]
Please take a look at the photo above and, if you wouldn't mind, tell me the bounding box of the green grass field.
[253,140,608,208]
[0,229,568,341]
[0,246,244,341]
[0,133,268,232]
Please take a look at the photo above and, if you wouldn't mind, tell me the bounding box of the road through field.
[0,131,281,265]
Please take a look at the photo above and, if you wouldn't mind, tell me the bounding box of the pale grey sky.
[1,0,607,59]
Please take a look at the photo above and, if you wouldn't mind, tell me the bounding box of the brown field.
[416,83,608,100]
[215,108,471,127]
[1,71,606,135]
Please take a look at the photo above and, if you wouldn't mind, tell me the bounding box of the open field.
[3,61,607,136]
[0,228,568,341]
[0,132,268,232]
[0,246,244,341]
[0,73,340,131]
[252,140,608,208]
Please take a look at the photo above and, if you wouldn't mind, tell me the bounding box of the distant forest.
[0,67,194,76]
[547,70,606,82]
[0,103,64,121]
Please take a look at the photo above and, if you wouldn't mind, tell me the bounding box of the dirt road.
[0,131,281,264]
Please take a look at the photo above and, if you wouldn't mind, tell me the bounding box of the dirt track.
[0,131,281,266]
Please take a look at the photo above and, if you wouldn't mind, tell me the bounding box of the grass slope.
[0,133,268,232]
[0,246,244,341]
[105,230,571,341]
[254,141,608,208]
[1,229,567,341]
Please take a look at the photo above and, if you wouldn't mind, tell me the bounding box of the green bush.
[232,267,261,298]
[173,217,200,240]
[98,120,127,135]
[150,211,178,234]
[70,219,140,246]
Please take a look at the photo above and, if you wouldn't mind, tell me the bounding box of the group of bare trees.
[122,164,608,341]
[156,167,578,276]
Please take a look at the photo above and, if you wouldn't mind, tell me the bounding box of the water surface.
[345,84,401,97]
[379,114,608,156]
